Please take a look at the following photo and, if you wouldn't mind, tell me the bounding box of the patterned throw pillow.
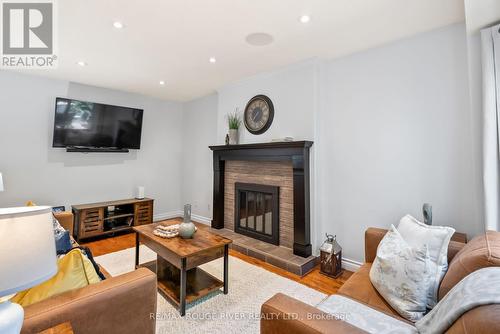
[397,215,455,308]
[53,215,66,234]
[53,216,72,254]
[369,225,432,322]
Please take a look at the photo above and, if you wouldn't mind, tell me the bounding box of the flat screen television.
[52,97,144,150]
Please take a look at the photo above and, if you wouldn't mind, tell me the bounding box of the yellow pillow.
[12,249,101,307]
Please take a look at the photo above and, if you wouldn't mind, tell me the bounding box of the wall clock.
[244,95,274,135]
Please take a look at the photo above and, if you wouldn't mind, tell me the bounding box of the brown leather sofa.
[261,228,500,334]
[20,212,157,334]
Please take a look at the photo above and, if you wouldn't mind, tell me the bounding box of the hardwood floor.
[82,218,352,295]
[81,233,137,257]
[229,247,352,295]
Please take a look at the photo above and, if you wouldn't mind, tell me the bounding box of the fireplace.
[234,182,279,245]
[209,141,313,257]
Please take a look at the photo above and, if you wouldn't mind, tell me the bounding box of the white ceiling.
[17,0,465,101]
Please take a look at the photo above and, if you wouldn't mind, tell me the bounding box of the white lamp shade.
[0,173,3,192]
[0,206,57,297]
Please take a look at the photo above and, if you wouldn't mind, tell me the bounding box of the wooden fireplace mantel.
[209,141,313,257]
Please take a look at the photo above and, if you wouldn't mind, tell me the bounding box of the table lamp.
[0,206,57,334]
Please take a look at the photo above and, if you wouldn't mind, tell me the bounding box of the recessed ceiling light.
[245,33,274,46]
[76,61,87,67]
[159,81,165,85]
[299,15,311,23]
[113,21,124,29]
[209,57,216,63]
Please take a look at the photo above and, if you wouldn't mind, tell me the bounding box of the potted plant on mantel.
[227,109,241,145]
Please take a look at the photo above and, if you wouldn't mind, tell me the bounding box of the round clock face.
[244,95,274,135]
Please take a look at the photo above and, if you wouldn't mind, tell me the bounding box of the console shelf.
[103,213,135,220]
[72,198,154,241]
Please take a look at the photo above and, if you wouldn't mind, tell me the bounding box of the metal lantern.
[320,234,343,278]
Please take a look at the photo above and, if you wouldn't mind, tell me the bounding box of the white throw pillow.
[397,215,455,308]
[369,225,432,322]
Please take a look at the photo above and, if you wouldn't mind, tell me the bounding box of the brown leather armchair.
[20,212,157,334]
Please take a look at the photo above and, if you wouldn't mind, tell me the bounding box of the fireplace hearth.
[235,182,279,245]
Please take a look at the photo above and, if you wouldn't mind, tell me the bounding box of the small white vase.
[179,204,196,239]
[228,129,239,145]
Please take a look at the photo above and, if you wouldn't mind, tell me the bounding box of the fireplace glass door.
[235,183,279,245]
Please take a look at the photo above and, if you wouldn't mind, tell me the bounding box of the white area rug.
[95,245,326,334]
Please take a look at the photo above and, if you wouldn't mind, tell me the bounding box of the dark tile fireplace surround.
[209,141,313,265]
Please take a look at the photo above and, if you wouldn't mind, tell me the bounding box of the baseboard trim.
[342,257,362,272]
[191,214,211,225]
[153,211,212,225]
[153,211,183,222]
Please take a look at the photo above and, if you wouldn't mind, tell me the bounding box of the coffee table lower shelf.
[139,259,224,307]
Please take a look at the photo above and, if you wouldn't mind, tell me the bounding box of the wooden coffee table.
[133,222,232,316]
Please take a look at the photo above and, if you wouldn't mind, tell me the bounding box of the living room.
[1,1,499,333]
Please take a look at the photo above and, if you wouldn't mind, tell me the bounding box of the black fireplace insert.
[234,182,279,245]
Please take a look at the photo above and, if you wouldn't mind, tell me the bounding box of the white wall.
[216,60,317,144]
[181,94,218,221]
[0,71,184,218]
[464,0,500,34]
[316,23,480,263]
